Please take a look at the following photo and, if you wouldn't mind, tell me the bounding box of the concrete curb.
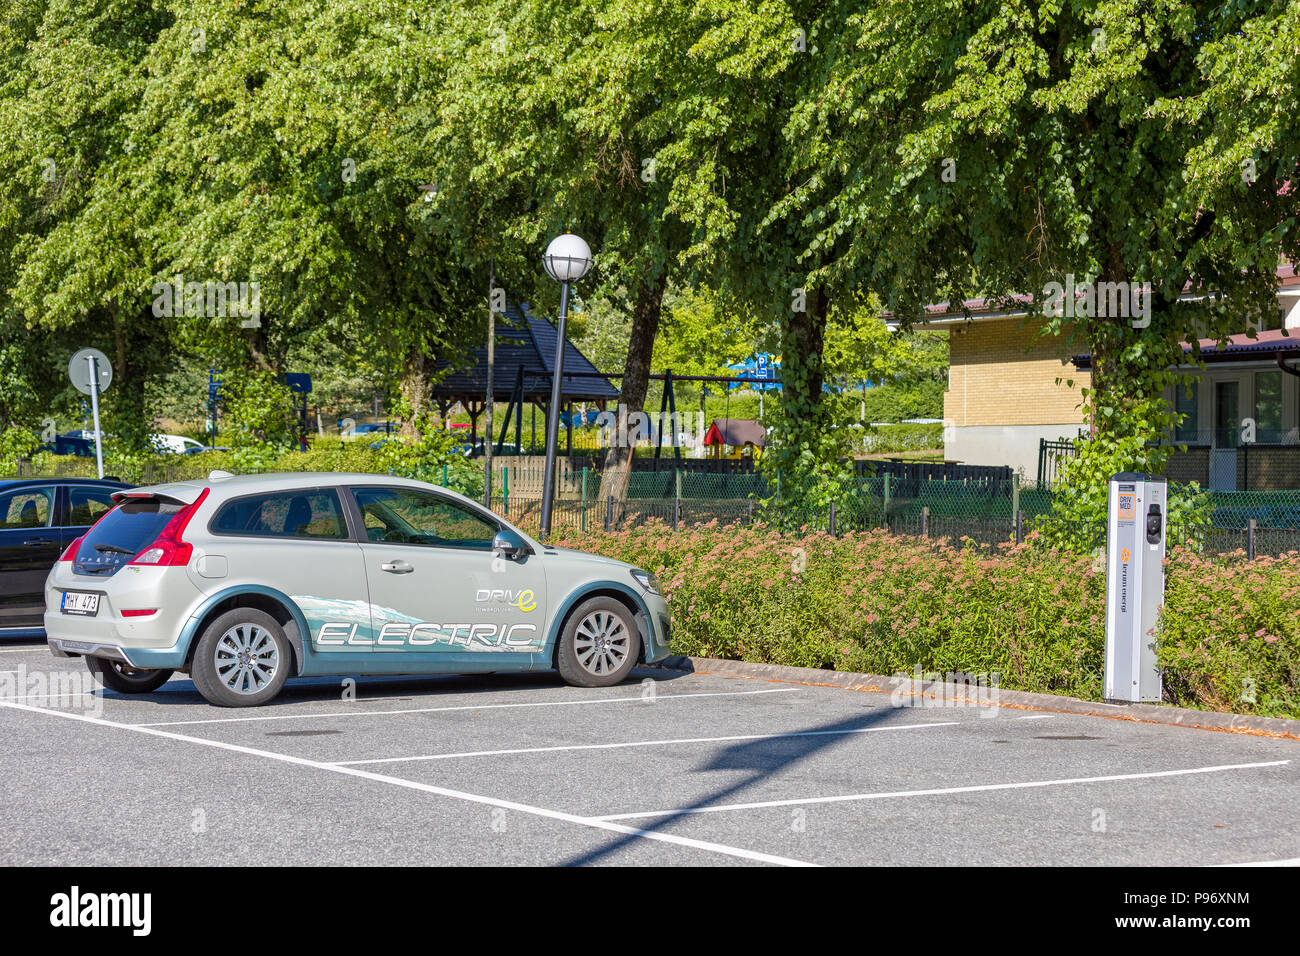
[651,655,1300,740]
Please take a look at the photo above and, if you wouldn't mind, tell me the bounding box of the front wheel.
[85,657,174,694]
[191,608,291,707]
[556,597,641,688]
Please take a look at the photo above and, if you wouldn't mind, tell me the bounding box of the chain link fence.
[491,476,1300,558]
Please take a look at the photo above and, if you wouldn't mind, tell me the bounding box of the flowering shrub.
[1160,546,1300,717]
[549,524,1299,718]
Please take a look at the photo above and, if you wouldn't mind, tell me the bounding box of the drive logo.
[50,886,151,936]
[476,588,536,612]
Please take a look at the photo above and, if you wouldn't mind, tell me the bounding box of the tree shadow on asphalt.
[95,665,693,706]
[559,705,901,866]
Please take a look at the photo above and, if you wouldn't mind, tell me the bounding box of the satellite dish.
[68,348,113,395]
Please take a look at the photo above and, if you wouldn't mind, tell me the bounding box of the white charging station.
[1104,473,1166,703]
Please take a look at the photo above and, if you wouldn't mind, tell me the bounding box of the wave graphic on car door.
[292,596,394,649]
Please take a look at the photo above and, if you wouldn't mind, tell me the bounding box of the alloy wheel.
[573,609,630,676]
[214,623,280,695]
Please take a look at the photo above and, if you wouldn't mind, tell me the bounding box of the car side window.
[351,487,499,550]
[210,489,347,539]
[0,488,54,529]
[67,486,117,527]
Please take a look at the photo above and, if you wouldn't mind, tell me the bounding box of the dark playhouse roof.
[704,418,767,448]
[430,296,620,405]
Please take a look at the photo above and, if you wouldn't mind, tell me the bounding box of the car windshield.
[74,498,183,576]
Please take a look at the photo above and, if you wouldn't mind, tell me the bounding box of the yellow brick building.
[897,272,1300,486]
[942,316,1090,475]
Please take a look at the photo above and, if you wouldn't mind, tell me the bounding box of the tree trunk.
[245,320,275,373]
[783,287,828,411]
[110,306,150,448]
[399,346,431,437]
[599,277,666,504]
[1080,247,1177,472]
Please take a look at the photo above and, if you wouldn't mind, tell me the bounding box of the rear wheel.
[191,608,291,707]
[85,657,174,694]
[556,597,640,688]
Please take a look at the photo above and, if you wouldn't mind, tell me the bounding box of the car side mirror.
[492,529,528,560]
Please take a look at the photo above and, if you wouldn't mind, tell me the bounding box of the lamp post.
[539,233,593,540]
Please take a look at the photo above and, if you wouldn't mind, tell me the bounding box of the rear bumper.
[47,638,132,663]
[44,564,197,671]
[46,635,189,670]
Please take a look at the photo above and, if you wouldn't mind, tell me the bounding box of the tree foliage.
[0,0,1295,506]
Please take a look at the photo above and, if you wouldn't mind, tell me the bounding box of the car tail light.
[59,536,84,562]
[129,488,210,567]
[120,608,158,617]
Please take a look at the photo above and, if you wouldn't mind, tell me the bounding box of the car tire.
[191,608,291,708]
[85,657,174,694]
[556,597,640,688]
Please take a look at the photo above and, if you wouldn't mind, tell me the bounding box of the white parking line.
[132,686,799,727]
[0,697,815,867]
[1220,856,1300,866]
[592,760,1292,822]
[332,720,962,766]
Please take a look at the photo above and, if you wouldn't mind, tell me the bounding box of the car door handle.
[380,560,414,574]
[23,538,52,546]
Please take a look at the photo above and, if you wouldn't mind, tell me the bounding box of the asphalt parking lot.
[1,638,1297,867]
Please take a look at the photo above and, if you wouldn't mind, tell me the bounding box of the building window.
[1214,379,1241,447]
[1255,370,1283,442]
[1174,381,1199,443]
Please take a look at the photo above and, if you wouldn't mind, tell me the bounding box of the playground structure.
[703,418,767,460]
[430,292,783,460]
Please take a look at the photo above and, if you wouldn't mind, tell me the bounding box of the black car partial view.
[0,478,131,636]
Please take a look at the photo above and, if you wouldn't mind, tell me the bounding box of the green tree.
[770,0,1298,509]
[431,0,801,504]
[0,0,176,447]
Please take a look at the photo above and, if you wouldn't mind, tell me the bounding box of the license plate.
[61,591,100,616]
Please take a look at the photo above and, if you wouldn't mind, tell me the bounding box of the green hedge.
[856,422,943,455]
[549,523,1300,718]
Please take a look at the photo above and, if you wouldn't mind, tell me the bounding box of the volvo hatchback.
[44,472,671,707]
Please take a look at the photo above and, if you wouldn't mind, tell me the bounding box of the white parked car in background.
[149,434,206,455]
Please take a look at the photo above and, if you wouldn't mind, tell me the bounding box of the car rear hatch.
[70,487,208,577]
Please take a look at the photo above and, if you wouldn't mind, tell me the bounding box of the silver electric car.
[44,472,671,707]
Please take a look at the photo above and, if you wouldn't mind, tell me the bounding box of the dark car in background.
[0,478,131,636]
[38,433,96,457]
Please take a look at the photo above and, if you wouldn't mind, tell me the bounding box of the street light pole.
[539,234,593,541]
[484,257,495,506]
[540,280,570,541]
